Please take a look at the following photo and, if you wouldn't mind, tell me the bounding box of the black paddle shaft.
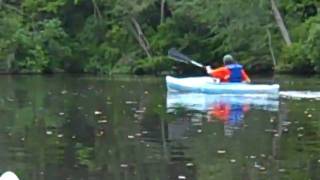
[168,48,204,68]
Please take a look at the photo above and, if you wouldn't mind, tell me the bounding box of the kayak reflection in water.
[167,92,279,136]
[208,102,250,136]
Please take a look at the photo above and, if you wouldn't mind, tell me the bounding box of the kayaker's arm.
[241,70,251,83]
[206,66,229,82]
[206,66,225,75]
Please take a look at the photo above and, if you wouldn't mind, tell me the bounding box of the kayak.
[166,76,280,95]
[167,92,279,112]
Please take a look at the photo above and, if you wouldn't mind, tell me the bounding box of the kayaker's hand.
[206,66,212,74]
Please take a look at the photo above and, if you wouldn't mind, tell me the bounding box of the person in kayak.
[206,54,251,83]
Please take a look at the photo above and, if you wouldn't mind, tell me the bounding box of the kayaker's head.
[223,54,235,65]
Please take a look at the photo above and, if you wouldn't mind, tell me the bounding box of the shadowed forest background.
[0,0,319,75]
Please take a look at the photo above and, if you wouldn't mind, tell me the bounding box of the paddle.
[168,48,204,68]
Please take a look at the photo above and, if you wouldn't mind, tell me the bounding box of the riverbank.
[1,1,319,76]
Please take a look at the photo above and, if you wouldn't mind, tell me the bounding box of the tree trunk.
[7,52,14,72]
[270,0,292,45]
[160,0,166,24]
[92,0,102,20]
[130,17,152,58]
[267,29,277,66]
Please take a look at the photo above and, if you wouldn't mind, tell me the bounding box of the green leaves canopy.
[0,0,319,74]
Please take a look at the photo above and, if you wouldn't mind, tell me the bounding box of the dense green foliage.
[0,0,319,74]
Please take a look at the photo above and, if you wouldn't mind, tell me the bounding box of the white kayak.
[166,76,280,95]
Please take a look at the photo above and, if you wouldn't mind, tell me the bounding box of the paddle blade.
[168,48,204,68]
[168,48,192,64]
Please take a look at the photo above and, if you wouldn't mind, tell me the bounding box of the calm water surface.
[0,75,319,180]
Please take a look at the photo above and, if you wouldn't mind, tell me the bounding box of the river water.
[0,75,319,180]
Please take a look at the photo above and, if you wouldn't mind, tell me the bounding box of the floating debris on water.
[106,101,112,104]
[7,97,15,102]
[97,120,108,123]
[186,163,194,167]
[254,162,266,171]
[297,127,304,131]
[260,154,266,158]
[120,164,128,168]
[282,121,292,126]
[265,129,278,133]
[250,155,256,159]
[217,150,226,154]
[128,135,135,139]
[254,162,260,168]
[259,166,266,171]
[135,110,146,114]
[96,131,104,136]
[72,92,79,96]
[125,101,138,104]
[270,117,275,123]
[94,111,102,115]
[61,90,68,94]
